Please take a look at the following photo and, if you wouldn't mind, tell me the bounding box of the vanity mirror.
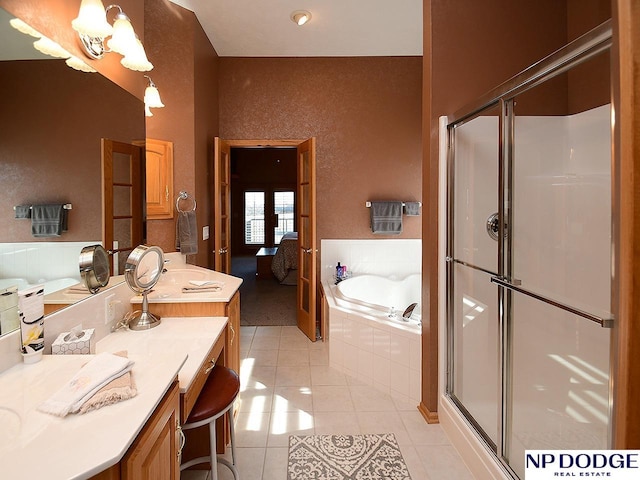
[0,6,146,336]
[124,245,164,330]
[79,245,111,293]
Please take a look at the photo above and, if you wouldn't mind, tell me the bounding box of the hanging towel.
[38,352,135,417]
[175,210,198,255]
[31,204,67,237]
[370,201,403,234]
[403,202,421,216]
[14,205,32,219]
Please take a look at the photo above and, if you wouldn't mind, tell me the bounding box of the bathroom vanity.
[0,316,228,479]
[129,263,243,377]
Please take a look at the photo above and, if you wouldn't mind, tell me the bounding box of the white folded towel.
[65,284,90,294]
[38,352,134,417]
[182,284,223,293]
[188,280,224,287]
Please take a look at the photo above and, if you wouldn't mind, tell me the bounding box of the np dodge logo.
[525,451,640,479]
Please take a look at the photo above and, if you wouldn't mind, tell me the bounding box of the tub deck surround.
[0,316,228,480]
[323,280,422,407]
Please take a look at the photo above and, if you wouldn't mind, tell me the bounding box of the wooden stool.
[180,366,240,480]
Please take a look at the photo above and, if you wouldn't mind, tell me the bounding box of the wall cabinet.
[145,138,174,220]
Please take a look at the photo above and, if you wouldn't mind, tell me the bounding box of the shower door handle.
[490,276,613,328]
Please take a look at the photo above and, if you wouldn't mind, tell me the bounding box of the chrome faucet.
[401,303,418,322]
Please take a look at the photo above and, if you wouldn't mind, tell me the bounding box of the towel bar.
[13,204,72,210]
[176,191,197,212]
[365,201,421,208]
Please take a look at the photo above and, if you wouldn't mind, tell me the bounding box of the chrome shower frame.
[444,20,614,479]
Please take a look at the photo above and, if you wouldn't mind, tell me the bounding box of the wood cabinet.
[145,138,174,220]
[91,381,181,480]
[225,291,241,374]
[142,292,241,464]
[144,291,241,374]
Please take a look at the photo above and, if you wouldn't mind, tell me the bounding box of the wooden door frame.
[220,139,318,338]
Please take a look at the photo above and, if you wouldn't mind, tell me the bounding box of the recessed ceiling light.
[290,10,312,26]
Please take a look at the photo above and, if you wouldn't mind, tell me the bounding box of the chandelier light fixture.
[71,0,153,72]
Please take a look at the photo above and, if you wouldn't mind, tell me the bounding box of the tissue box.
[51,328,95,355]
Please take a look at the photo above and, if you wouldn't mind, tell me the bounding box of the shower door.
[446,22,613,480]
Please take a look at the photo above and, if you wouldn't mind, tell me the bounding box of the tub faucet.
[402,303,418,322]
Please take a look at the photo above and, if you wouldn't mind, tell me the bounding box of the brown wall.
[1,0,219,269]
[219,57,423,242]
[194,16,220,269]
[0,0,145,100]
[0,60,144,242]
[421,0,611,417]
[144,0,219,267]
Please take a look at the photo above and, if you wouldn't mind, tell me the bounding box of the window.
[244,191,265,244]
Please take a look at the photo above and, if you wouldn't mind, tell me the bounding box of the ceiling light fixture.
[72,0,153,72]
[290,10,312,26]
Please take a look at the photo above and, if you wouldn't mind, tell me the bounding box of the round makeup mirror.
[124,245,164,330]
[79,245,111,293]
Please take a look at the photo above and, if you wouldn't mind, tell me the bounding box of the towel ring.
[176,191,196,213]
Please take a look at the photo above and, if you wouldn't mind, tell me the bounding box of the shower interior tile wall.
[321,239,422,282]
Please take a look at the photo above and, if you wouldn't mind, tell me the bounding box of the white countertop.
[0,316,228,480]
[44,275,125,305]
[96,316,228,394]
[130,265,243,305]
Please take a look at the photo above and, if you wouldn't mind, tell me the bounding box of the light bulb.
[291,11,312,26]
[9,18,42,38]
[72,0,113,38]
[144,85,164,108]
[120,38,153,72]
[33,37,71,59]
[66,55,97,73]
[107,13,136,55]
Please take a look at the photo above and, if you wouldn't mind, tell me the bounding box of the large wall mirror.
[0,6,146,336]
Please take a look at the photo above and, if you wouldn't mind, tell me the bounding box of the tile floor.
[181,326,474,479]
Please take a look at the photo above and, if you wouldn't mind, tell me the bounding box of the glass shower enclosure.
[445,21,614,479]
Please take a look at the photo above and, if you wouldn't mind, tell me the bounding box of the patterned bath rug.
[287,433,412,480]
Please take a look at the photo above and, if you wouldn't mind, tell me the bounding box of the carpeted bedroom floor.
[231,255,297,326]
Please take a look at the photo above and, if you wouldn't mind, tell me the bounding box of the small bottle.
[336,262,343,282]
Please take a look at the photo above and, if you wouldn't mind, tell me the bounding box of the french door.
[102,138,144,275]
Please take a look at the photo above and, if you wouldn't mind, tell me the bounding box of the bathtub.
[333,273,422,326]
[0,277,80,294]
[323,273,422,405]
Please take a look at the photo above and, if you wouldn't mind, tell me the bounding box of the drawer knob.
[204,359,216,374]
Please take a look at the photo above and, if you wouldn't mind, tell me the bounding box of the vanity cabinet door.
[225,291,241,375]
[122,381,181,480]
